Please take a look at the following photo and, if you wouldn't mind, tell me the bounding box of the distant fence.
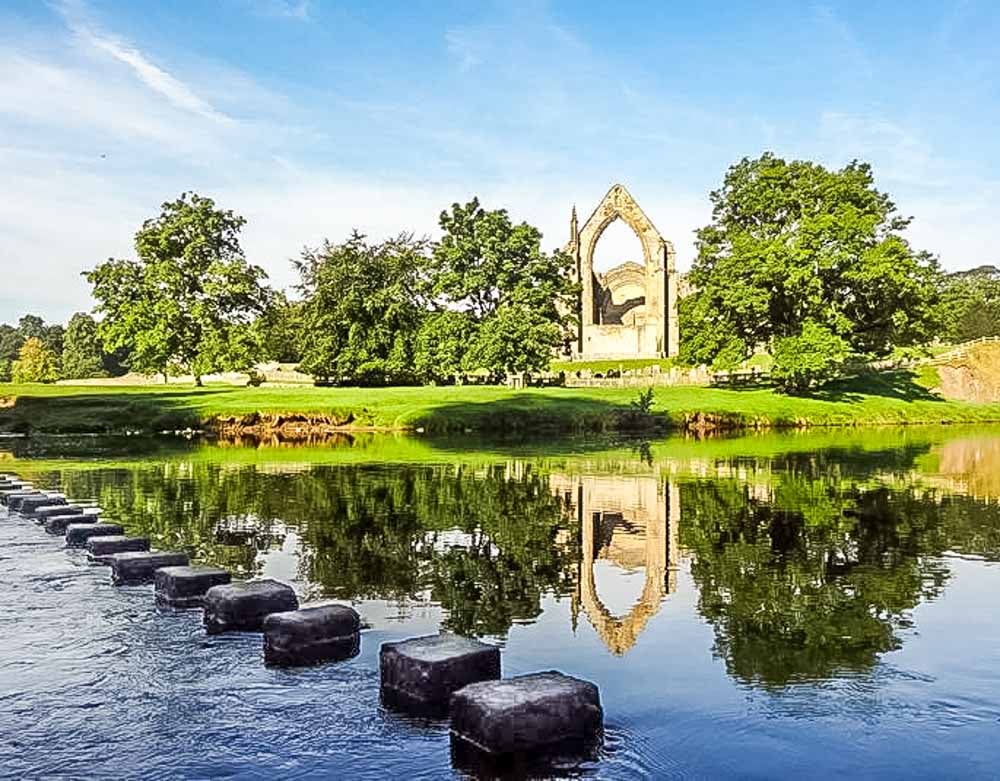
[929,336,1000,365]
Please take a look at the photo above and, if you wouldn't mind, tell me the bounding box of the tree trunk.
[162,371,169,385]
[194,375,203,387]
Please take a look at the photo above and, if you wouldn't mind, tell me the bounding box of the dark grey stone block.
[1,490,37,508]
[30,504,83,523]
[44,511,100,534]
[155,565,232,609]
[7,492,52,512]
[87,535,150,564]
[263,604,361,667]
[66,522,124,547]
[380,633,501,714]
[203,579,299,634]
[449,672,603,757]
[110,551,189,585]
[16,494,66,514]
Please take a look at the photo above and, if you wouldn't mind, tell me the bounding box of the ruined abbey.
[564,184,679,359]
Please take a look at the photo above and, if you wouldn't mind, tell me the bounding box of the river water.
[1,428,999,778]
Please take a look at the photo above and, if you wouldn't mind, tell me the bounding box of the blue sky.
[2,0,998,323]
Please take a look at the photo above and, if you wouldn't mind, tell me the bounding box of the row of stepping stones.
[1,473,604,767]
[0,474,359,667]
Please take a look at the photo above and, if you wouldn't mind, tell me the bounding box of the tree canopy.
[680,154,941,391]
[86,193,272,384]
[11,337,59,383]
[295,232,429,385]
[937,265,1000,343]
[61,313,107,379]
[427,198,576,379]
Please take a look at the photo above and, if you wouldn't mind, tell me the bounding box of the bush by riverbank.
[5,370,1000,436]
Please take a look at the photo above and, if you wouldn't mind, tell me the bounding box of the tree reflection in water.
[23,439,1000,688]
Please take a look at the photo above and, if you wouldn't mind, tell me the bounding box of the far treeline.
[3,153,998,393]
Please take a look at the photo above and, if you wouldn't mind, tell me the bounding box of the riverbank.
[5,370,1000,436]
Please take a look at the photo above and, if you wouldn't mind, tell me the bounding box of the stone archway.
[565,184,679,358]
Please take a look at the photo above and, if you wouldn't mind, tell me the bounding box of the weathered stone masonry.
[565,183,679,359]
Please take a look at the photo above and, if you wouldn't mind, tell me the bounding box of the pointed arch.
[565,183,679,357]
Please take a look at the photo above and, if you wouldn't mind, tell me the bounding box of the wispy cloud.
[55,0,232,123]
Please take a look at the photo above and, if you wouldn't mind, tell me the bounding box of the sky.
[2,0,999,324]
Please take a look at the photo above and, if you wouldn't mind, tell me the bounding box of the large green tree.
[86,193,271,384]
[937,265,1000,343]
[61,313,107,379]
[430,198,576,378]
[680,154,940,391]
[295,232,429,385]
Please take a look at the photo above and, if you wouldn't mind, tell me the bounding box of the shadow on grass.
[411,393,665,436]
[0,389,228,434]
[808,370,943,403]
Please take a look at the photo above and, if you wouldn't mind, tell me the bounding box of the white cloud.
[53,2,231,124]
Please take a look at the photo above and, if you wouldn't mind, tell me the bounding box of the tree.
[295,232,430,385]
[61,313,107,379]
[770,319,850,392]
[413,310,475,384]
[680,154,940,389]
[11,337,59,383]
[85,193,271,384]
[257,292,305,364]
[937,265,1000,343]
[0,316,65,381]
[430,199,575,377]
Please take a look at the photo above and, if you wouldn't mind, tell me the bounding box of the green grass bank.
[4,370,1000,435]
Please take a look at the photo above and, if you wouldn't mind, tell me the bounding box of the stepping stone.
[66,522,124,547]
[449,671,603,757]
[109,551,189,585]
[0,490,36,507]
[30,504,83,522]
[155,565,232,609]
[379,633,501,714]
[15,494,65,514]
[7,492,52,512]
[202,579,299,634]
[263,604,361,667]
[44,511,100,535]
[87,535,150,564]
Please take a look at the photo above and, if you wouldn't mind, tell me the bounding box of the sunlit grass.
[4,372,1000,435]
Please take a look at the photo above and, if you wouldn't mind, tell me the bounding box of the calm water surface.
[1,428,999,779]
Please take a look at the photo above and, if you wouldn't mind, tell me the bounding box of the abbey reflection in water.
[19,433,1000,686]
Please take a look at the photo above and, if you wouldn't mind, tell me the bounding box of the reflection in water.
[10,433,1000,689]
[552,475,679,655]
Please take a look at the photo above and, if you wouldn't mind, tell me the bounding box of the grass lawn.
[4,368,1000,435]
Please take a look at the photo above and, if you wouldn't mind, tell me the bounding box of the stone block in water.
[379,633,501,714]
[263,604,361,667]
[87,535,150,564]
[449,671,603,758]
[202,579,299,634]
[110,551,189,585]
[16,494,66,514]
[155,565,232,609]
[66,522,124,547]
[7,492,56,512]
[30,504,83,522]
[44,511,100,535]
[1,490,37,508]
